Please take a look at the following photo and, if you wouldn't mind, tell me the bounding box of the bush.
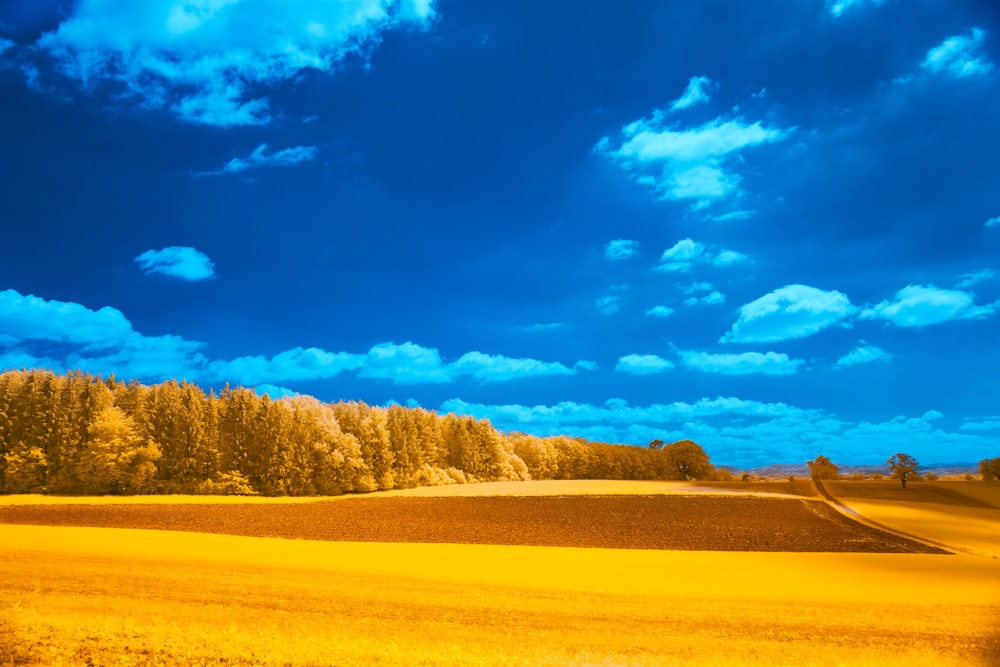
[196,471,258,496]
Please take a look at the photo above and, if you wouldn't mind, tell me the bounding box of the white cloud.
[679,350,804,375]
[656,238,705,272]
[684,291,725,306]
[0,289,132,348]
[656,238,747,272]
[861,285,998,327]
[645,305,674,318]
[710,210,755,223]
[0,37,14,56]
[921,28,993,78]
[596,295,621,314]
[450,351,580,383]
[669,75,716,111]
[27,0,437,125]
[959,418,1000,432]
[603,239,639,261]
[0,290,588,388]
[956,269,994,289]
[597,94,790,205]
[836,344,892,367]
[722,284,855,344]
[615,354,674,376]
[826,0,885,18]
[196,144,318,177]
[987,216,1000,228]
[134,246,215,281]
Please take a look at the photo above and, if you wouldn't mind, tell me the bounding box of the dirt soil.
[0,495,946,553]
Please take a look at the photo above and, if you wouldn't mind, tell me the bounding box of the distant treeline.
[0,369,714,496]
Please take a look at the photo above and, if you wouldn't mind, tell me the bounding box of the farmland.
[1,480,999,666]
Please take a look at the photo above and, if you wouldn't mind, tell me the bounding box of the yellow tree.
[76,405,161,494]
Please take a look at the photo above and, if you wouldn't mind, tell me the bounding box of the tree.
[75,406,161,494]
[807,455,840,481]
[886,453,920,489]
[662,440,714,480]
[979,457,1000,482]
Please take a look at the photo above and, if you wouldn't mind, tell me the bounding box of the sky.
[1,0,998,469]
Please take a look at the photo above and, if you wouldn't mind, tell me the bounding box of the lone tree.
[662,439,714,480]
[980,457,1000,482]
[886,453,920,490]
[807,455,840,481]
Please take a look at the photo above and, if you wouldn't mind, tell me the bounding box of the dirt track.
[0,495,946,553]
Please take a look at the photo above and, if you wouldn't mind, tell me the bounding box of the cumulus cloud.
[645,305,674,318]
[196,144,318,177]
[450,351,580,383]
[722,284,856,344]
[679,349,804,375]
[134,246,215,281]
[0,37,14,56]
[0,289,588,388]
[987,216,1000,228]
[656,238,747,272]
[826,0,885,18]
[959,418,1000,432]
[596,89,790,205]
[26,0,437,125]
[921,28,993,78]
[836,343,892,367]
[669,75,716,111]
[615,354,674,376]
[604,239,639,261]
[0,289,132,348]
[860,285,998,327]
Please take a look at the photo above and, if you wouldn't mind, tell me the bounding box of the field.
[1,480,999,666]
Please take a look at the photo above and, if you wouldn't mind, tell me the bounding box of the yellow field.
[2,481,999,666]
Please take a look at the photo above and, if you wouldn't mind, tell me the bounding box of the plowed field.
[0,494,945,552]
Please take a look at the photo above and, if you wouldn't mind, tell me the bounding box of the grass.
[1,480,999,666]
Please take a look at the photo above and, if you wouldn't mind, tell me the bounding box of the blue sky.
[1,0,998,468]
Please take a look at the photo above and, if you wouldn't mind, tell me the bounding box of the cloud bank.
[0,289,592,388]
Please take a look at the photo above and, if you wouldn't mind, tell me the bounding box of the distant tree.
[980,457,1000,482]
[807,455,840,481]
[886,453,920,490]
[648,439,664,451]
[662,440,713,480]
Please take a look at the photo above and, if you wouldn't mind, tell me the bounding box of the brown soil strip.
[0,495,946,553]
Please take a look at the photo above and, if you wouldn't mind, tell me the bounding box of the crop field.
[1,480,999,666]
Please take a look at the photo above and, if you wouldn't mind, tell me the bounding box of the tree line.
[808,453,995,488]
[0,369,716,496]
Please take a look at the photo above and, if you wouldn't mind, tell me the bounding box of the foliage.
[980,457,1000,482]
[0,369,715,496]
[806,455,840,481]
[886,453,920,489]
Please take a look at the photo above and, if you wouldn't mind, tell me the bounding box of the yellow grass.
[2,482,999,666]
